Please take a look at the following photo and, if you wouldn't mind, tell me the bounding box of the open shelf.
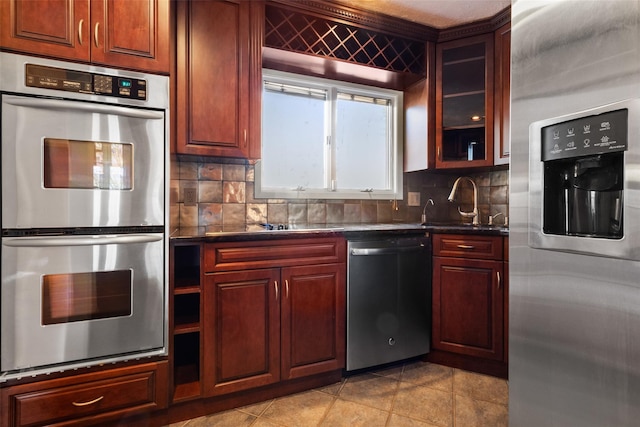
[173,332,201,401]
[174,244,201,290]
[171,243,202,402]
[174,292,200,335]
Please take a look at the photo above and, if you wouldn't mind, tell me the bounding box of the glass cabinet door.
[436,33,494,168]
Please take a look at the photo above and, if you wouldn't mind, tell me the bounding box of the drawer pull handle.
[497,271,501,289]
[72,396,104,407]
[275,280,279,301]
[285,279,289,298]
[456,244,476,250]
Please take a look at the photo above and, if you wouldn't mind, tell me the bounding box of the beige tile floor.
[168,360,508,427]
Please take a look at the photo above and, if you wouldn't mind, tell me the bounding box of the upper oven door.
[1,94,165,229]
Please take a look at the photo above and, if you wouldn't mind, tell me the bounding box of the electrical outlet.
[183,187,197,206]
[408,192,420,207]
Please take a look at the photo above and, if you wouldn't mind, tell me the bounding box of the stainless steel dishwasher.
[346,232,431,371]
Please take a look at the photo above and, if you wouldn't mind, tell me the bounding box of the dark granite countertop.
[170,222,508,242]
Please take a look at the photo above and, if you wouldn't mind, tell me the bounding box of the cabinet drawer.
[1,361,168,427]
[204,237,346,272]
[433,234,503,260]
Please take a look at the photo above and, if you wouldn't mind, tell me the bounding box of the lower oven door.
[1,233,165,375]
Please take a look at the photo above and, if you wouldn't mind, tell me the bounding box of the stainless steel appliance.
[0,53,169,381]
[346,233,431,371]
[510,1,640,425]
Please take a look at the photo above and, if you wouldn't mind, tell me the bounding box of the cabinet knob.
[274,280,279,300]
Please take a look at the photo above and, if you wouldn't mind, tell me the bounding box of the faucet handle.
[488,212,504,225]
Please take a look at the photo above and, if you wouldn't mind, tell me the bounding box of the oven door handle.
[2,95,164,120]
[2,234,163,247]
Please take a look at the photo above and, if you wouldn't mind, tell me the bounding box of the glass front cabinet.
[436,33,494,168]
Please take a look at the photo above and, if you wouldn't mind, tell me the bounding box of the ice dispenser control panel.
[529,99,640,259]
[542,109,628,161]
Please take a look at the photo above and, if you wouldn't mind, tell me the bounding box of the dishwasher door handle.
[350,245,426,256]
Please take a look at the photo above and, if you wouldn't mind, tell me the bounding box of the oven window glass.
[43,138,133,190]
[42,270,132,325]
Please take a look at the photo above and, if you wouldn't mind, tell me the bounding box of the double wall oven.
[0,53,169,380]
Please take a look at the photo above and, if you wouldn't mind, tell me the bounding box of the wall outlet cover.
[408,192,420,207]
[184,187,197,206]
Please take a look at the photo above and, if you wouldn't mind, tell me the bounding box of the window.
[256,70,403,200]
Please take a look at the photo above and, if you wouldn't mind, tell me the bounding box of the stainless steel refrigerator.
[510,0,640,425]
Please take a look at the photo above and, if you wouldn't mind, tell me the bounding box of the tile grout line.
[315,393,340,426]
[384,363,405,427]
[246,398,276,426]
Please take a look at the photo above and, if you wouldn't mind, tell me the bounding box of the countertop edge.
[169,223,508,242]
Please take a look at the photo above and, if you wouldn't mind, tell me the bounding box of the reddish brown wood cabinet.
[494,22,511,165]
[200,237,346,397]
[435,33,495,169]
[0,361,168,427]
[175,0,263,158]
[432,234,506,361]
[203,268,281,396]
[0,0,170,74]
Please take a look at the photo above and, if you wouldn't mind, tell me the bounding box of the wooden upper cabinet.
[404,41,436,172]
[0,0,169,74]
[494,22,511,165]
[176,0,263,158]
[435,33,495,169]
[0,0,90,61]
[90,0,169,73]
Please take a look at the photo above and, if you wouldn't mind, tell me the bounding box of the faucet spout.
[421,198,435,224]
[448,177,479,225]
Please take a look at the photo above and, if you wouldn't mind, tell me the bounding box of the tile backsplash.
[170,156,509,230]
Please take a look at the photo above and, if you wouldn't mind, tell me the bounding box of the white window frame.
[255,69,403,200]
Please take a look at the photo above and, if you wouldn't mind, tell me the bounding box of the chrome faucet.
[448,177,479,225]
[421,198,434,224]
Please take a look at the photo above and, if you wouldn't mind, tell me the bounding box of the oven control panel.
[25,64,147,100]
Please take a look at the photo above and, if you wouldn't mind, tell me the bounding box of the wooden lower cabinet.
[432,256,504,360]
[281,264,346,380]
[202,238,346,398]
[0,361,168,427]
[431,234,506,365]
[203,268,281,396]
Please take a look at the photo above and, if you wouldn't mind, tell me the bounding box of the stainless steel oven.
[0,53,169,380]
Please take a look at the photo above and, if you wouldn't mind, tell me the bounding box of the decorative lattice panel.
[265,5,426,75]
